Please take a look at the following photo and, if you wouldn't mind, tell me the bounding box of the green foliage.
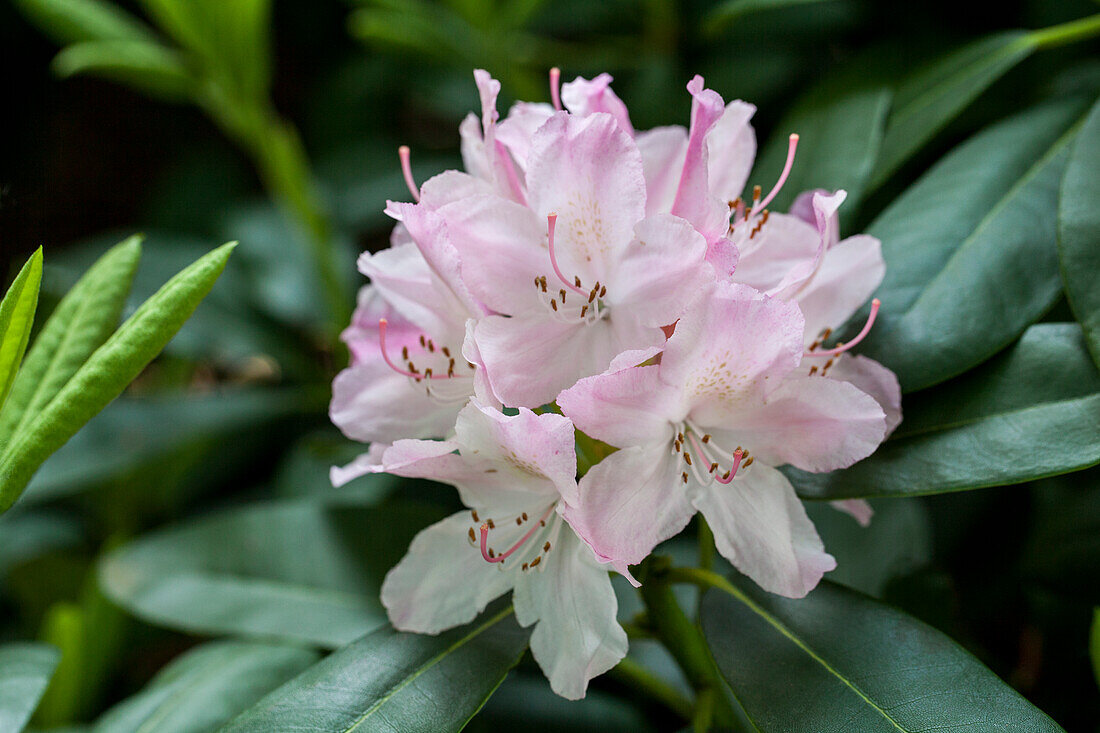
[0,249,43,417]
[700,577,1064,732]
[93,641,319,733]
[0,643,60,733]
[790,324,1100,498]
[1057,96,1100,368]
[0,242,236,514]
[221,603,529,733]
[13,0,156,45]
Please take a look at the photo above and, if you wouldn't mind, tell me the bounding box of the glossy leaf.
[52,40,194,101]
[0,237,141,448]
[868,31,1036,189]
[700,578,1063,732]
[859,97,1091,392]
[0,510,82,580]
[93,641,318,733]
[704,0,839,34]
[1058,96,1100,368]
[14,0,156,45]
[221,603,529,733]
[0,242,235,513]
[791,323,1100,499]
[99,496,446,647]
[750,71,891,214]
[0,643,60,733]
[0,248,43,420]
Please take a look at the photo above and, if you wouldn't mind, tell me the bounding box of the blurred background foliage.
[2,0,1100,730]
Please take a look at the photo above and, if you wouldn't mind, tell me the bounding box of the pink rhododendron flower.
[366,401,627,700]
[558,283,887,597]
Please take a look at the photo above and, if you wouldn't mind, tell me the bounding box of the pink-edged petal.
[358,242,460,341]
[453,400,579,505]
[822,354,902,437]
[607,214,712,327]
[563,446,694,574]
[706,100,757,204]
[525,112,646,285]
[731,213,820,294]
[709,375,886,473]
[705,236,739,279]
[788,188,828,226]
[496,101,555,171]
[795,234,885,343]
[513,530,627,700]
[473,313,662,409]
[438,193,547,316]
[559,364,677,448]
[330,443,387,488]
[669,76,729,245]
[560,73,635,136]
[330,359,464,444]
[637,125,688,217]
[661,284,805,421]
[416,169,495,210]
[382,512,515,634]
[768,190,849,300]
[462,318,502,410]
[693,462,835,598]
[474,69,501,137]
[460,112,492,181]
[830,499,874,527]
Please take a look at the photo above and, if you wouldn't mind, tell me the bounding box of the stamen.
[378,319,455,381]
[546,213,587,295]
[550,67,562,111]
[804,299,880,357]
[756,134,798,212]
[479,505,556,564]
[712,449,743,484]
[398,146,420,202]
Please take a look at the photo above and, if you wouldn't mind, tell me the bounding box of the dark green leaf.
[0,510,82,580]
[1057,96,1100,368]
[99,497,446,647]
[701,578,1064,732]
[1091,608,1100,688]
[0,643,60,733]
[0,248,43,420]
[221,603,529,733]
[790,324,1100,498]
[1023,468,1100,604]
[0,237,141,448]
[860,97,1092,392]
[868,32,1036,189]
[704,0,841,34]
[93,641,318,733]
[52,39,194,102]
[0,242,236,513]
[14,0,156,45]
[751,77,890,214]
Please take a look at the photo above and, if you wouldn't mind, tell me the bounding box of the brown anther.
[599,285,607,298]
[822,359,835,376]
[543,541,551,552]
[467,361,476,370]
[682,471,689,484]
[540,276,548,293]
[559,289,567,304]
[752,184,762,201]
[540,519,546,527]
[822,328,833,340]
[487,519,495,529]
[684,452,693,466]
[588,288,598,303]
[516,517,523,525]
[574,276,582,288]
[534,276,541,288]
[522,563,529,571]
[472,510,479,522]
[401,346,409,360]
[427,339,435,352]
[423,367,433,378]
[702,434,711,443]
[678,432,685,442]
[809,365,819,376]
[530,556,541,567]
[442,346,451,357]
[419,335,426,348]
[522,512,528,521]
[722,470,731,480]
[550,300,558,311]
[710,462,719,473]
[580,305,589,317]
[743,457,754,467]
[467,527,476,543]
[407,362,418,374]
[488,548,496,558]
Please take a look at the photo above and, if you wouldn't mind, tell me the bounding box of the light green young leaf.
[221,603,529,733]
[859,97,1091,392]
[52,40,194,102]
[1058,96,1100,369]
[92,641,319,733]
[790,324,1100,499]
[700,577,1064,732]
[0,242,236,514]
[0,643,60,733]
[0,248,44,420]
[868,31,1036,190]
[14,0,156,45]
[0,236,141,448]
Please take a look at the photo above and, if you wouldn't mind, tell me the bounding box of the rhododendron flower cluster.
[330,69,900,699]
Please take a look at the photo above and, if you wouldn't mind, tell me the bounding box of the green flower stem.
[638,557,737,730]
[610,656,693,721]
[1030,12,1100,50]
[697,516,715,573]
[692,687,716,733]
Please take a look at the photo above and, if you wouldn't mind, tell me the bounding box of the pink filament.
[378,318,449,380]
[546,214,587,295]
[804,299,880,357]
[398,146,420,202]
[479,505,556,563]
[688,432,742,485]
[550,67,562,111]
[755,134,799,213]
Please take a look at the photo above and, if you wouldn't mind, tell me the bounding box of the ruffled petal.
[513,530,627,700]
[706,100,757,204]
[795,234,885,343]
[560,73,635,136]
[669,76,729,245]
[358,242,465,342]
[495,101,555,171]
[709,374,886,473]
[830,499,874,527]
[731,213,820,294]
[563,446,694,576]
[693,462,835,598]
[330,443,387,488]
[381,512,515,634]
[525,112,646,285]
[558,364,678,448]
[637,126,688,217]
[822,354,902,437]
